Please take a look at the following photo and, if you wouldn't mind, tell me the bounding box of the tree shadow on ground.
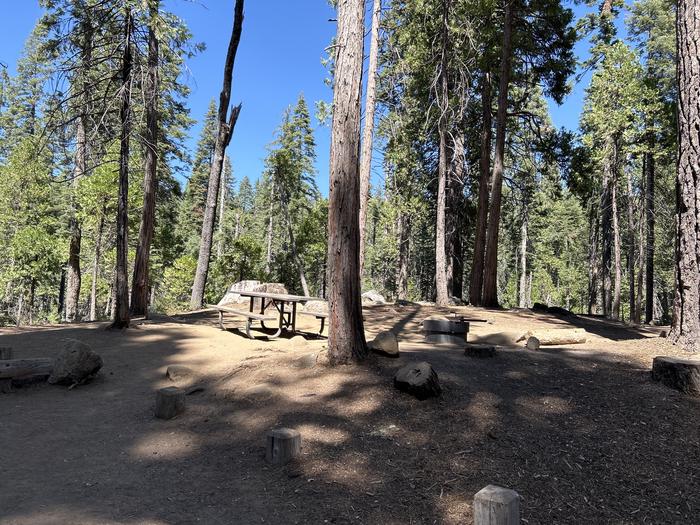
[0,309,697,524]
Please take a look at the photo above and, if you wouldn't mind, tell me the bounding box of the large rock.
[394,362,441,400]
[48,340,103,385]
[303,300,328,314]
[362,290,386,305]
[253,282,288,295]
[217,280,261,306]
[651,356,700,396]
[369,331,399,358]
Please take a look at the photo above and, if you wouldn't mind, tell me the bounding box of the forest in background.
[0,0,677,328]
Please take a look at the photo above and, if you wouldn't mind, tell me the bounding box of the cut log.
[474,484,520,525]
[0,347,13,360]
[266,427,302,464]
[516,328,586,345]
[525,336,540,350]
[651,356,700,396]
[0,358,54,380]
[155,386,186,419]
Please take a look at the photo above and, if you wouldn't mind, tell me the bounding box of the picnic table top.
[237,290,326,303]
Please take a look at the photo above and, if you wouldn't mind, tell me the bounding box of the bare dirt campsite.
[2,305,698,524]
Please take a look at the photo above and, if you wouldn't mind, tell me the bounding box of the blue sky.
[0,1,609,195]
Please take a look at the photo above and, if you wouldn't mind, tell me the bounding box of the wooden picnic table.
[209,291,327,339]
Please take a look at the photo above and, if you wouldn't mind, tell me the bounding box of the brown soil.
[1,305,699,524]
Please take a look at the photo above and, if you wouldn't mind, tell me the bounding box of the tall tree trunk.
[626,168,638,322]
[601,156,613,317]
[611,157,622,320]
[482,1,513,307]
[670,0,700,350]
[326,0,367,364]
[89,205,105,322]
[65,13,93,323]
[396,212,410,301]
[447,133,465,299]
[434,0,451,307]
[519,209,528,308]
[190,0,244,309]
[283,196,310,296]
[469,73,492,306]
[65,119,85,323]
[588,203,599,315]
[645,146,655,323]
[130,1,159,318]
[265,183,274,274]
[111,8,134,329]
[358,0,381,276]
[216,157,228,258]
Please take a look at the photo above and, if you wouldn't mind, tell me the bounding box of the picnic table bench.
[208,290,328,339]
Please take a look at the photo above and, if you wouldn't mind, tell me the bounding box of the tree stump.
[266,428,302,464]
[525,337,540,351]
[393,361,442,399]
[474,485,520,525]
[155,387,186,419]
[464,344,496,358]
[651,356,700,396]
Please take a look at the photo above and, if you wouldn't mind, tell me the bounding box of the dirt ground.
[1,304,699,525]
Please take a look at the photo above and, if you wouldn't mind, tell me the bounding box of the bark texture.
[670,0,700,351]
[190,0,244,309]
[482,1,513,307]
[469,73,492,306]
[111,8,133,329]
[434,0,451,307]
[326,0,368,364]
[358,0,381,275]
[130,0,159,317]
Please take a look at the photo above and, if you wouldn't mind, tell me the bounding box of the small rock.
[166,365,195,382]
[369,331,399,358]
[394,362,441,400]
[464,343,496,358]
[525,336,540,351]
[48,340,102,385]
[288,335,309,348]
[295,352,318,369]
[246,383,275,398]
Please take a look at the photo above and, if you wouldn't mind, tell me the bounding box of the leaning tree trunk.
[130,0,159,318]
[469,73,492,306]
[645,143,655,323]
[358,0,381,276]
[670,0,700,351]
[482,0,513,308]
[434,0,451,307]
[190,0,244,310]
[326,0,367,364]
[111,8,134,329]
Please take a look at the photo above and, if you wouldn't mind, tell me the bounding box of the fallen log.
[0,358,55,380]
[516,328,587,345]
